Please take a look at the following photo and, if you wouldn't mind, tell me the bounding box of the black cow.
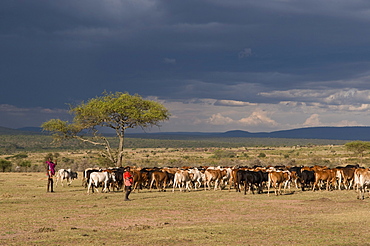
[110,167,125,190]
[300,170,315,191]
[289,166,303,178]
[236,170,265,195]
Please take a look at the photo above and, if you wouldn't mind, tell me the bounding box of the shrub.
[0,159,12,172]
[210,150,236,159]
[258,153,266,158]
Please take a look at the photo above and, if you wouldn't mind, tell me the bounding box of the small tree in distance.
[0,159,12,172]
[345,141,370,163]
[41,91,170,167]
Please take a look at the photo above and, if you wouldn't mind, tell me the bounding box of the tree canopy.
[42,92,170,166]
[0,159,12,172]
[345,141,370,161]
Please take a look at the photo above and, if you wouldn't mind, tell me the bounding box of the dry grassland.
[1,172,370,246]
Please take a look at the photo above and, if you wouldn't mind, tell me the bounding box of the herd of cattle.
[55,164,370,199]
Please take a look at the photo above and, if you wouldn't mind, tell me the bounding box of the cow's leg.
[337,175,342,190]
[157,181,161,192]
[274,183,278,196]
[87,181,92,194]
[250,183,255,195]
[214,179,219,191]
[187,181,192,191]
[94,181,100,193]
[162,180,167,192]
[358,186,364,200]
[205,181,209,191]
[102,181,108,193]
[283,180,288,193]
[276,183,280,195]
[312,180,318,191]
[348,179,353,190]
[196,180,201,190]
[149,179,155,192]
[301,180,305,191]
[133,181,140,193]
[294,178,299,189]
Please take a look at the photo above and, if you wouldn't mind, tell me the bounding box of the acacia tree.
[345,141,370,163]
[0,159,12,172]
[41,92,170,166]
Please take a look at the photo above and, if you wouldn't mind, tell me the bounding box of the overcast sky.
[2,0,370,133]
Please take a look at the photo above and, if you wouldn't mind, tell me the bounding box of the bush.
[210,150,236,159]
[0,159,12,172]
[258,153,266,158]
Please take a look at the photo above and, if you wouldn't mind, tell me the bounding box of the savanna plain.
[1,137,370,245]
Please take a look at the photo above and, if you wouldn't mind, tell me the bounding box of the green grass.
[1,172,370,245]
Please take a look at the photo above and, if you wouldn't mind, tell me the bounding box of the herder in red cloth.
[123,167,133,201]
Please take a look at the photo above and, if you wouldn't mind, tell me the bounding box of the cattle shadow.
[260,190,296,196]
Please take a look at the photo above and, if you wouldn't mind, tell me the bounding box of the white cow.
[55,169,78,187]
[172,170,192,192]
[188,168,203,190]
[87,171,116,194]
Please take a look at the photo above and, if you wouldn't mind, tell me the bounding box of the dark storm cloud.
[2,0,370,130]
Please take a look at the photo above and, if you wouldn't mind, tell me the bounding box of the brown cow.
[150,171,169,192]
[132,169,150,193]
[312,169,337,191]
[354,168,370,199]
[229,168,241,191]
[267,171,291,196]
[337,167,356,190]
[204,169,226,191]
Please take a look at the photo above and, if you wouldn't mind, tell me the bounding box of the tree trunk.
[117,130,125,167]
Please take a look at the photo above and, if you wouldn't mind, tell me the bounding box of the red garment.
[124,171,133,186]
[46,161,56,176]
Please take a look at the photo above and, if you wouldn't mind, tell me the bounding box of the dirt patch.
[308,197,332,202]
[35,227,55,233]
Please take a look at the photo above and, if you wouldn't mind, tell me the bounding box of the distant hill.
[17,127,44,133]
[127,126,370,141]
[2,126,370,141]
[220,127,370,140]
[0,126,41,135]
